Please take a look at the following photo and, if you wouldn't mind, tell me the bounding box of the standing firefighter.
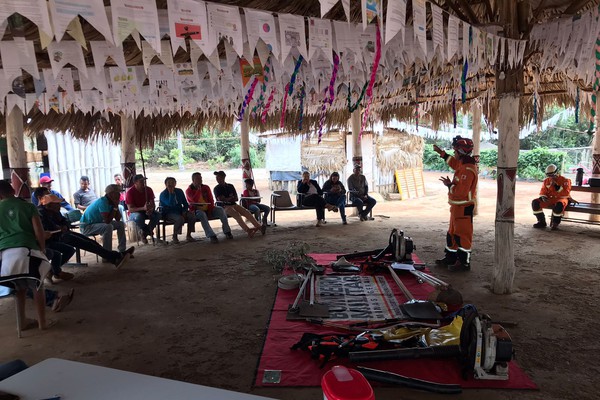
[433,136,478,272]
[532,164,571,230]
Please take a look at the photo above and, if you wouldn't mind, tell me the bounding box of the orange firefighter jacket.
[444,154,478,206]
[539,175,571,200]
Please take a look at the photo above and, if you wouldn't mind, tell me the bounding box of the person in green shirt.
[0,180,54,331]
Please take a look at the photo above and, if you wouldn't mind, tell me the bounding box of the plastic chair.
[270,190,301,225]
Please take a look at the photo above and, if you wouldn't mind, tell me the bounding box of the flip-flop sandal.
[20,318,38,331]
[53,288,75,312]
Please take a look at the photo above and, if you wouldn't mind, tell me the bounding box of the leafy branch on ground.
[264,242,315,273]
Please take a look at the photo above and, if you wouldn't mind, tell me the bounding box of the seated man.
[31,176,74,211]
[185,172,231,243]
[73,175,98,212]
[159,177,196,244]
[113,173,127,220]
[347,165,376,221]
[80,185,129,260]
[297,171,337,227]
[41,194,132,268]
[532,164,572,230]
[213,171,265,237]
[0,180,54,331]
[241,178,270,226]
[126,174,160,244]
[322,172,348,225]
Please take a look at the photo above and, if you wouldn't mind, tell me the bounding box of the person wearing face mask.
[531,164,572,231]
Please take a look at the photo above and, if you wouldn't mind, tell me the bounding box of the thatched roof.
[0,0,598,145]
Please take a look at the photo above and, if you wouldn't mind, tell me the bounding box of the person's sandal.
[52,288,75,312]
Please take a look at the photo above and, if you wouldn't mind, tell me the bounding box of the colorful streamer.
[298,84,306,131]
[452,94,457,128]
[280,56,304,128]
[251,57,272,117]
[317,51,340,142]
[575,87,580,124]
[280,83,290,128]
[461,60,468,103]
[360,22,382,139]
[533,94,538,126]
[237,76,259,122]
[347,82,368,113]
[590,36,600,131]
[261,86,276,124]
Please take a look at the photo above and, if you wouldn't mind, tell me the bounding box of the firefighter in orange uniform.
[433,136,478,272]
[532,164,571,230]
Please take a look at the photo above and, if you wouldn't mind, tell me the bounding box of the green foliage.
[518,166,545,181]
[478,149,497,167]
[227,142,266,169]
[156,148,193,167]
[521,113,592,149]
[517,147,565,173]
[422,144,450,171]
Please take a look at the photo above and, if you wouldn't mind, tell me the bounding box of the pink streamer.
[261,87,276,124]
[317,52,340,143]
[360,23,382,138]
[237,76,259,122]
[280,83,290,128]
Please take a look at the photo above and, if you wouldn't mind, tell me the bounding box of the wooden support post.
[240,114,251,180]
[492,0,523,294]
[471,100,482,215]
[350,109,362,168]
[121,114,136,188]
[6,106,30,199]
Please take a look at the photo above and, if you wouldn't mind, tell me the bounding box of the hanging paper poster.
[431,3,444,54]
[111,0,160,54]
[148,65,175,96]
[361,0,379,30]
[158,9,170,38]
[244,8,280,60]
[357,24,376,63]
[45,92,63,113]
[109,66,139,97]
[412,0,426,58]
[206,3,243,57]
[308,18,333,64]
[0,39,39,80]
[447,15,459,62]
[319,0,338,17]
[0,1,53,41]
[239,57,264,87]
[49,0,112,43]
[90,41,128,73]
[463,22,470,62]
[174,62,200,99]
[278,13,308,62]
[385,0,406,45]
[142,40,174,72]
[167,0,212,55]
[47,41,87,78]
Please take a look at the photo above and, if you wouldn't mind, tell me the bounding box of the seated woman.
[322,172,347,225]
[297,171,336,227]
[241,178,270,226]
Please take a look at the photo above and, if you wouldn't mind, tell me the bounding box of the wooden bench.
[560,185,600,226]
[269,190,372,226]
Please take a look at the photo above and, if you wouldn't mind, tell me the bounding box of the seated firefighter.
[532,164,572,231]
[40,194,132,269]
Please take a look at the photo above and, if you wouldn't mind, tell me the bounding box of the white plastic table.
[0,358,274,400]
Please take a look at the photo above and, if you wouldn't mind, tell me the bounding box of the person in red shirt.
[433,136,478,272]
[185,172,232,243]
[125,174,160,244]
[531,164,572,230]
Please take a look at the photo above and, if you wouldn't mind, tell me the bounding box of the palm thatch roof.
[0,0,598,145]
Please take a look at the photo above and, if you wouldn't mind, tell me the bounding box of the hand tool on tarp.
[392,263,464,307]
[385,264,442,321]
[356,366,462,395]
[287,268,330,319]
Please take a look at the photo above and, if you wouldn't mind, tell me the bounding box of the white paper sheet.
[412,0,426,58]
[0,39,39,80]
[111,0,160,54]
[47,41,87,78]
[90,41,127,73]
[167,0,212,56]
[142,40,174,72]
[206,3,243,57]
[308,17,333,64]
[385,0,405,45]
[0,0,53,40]
[278,13,308,62]
[447,15,459,62]
[431,3,443,54]
[49,0,111,43]
[244,8,279,60]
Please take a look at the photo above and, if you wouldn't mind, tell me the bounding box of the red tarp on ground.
[254,254,537,390]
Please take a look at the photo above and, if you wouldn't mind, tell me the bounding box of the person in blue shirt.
[80,184,128,257]
[31,176,74,211]
[159,177,196,244]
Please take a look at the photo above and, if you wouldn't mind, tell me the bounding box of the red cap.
[39,176,54,184]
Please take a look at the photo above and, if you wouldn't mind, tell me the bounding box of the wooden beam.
[483,0,494,21]
[457,0,480,25]
[444,0,472,24]
[564,0,594,15]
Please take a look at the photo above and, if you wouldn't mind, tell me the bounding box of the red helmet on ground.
[452,136,474,156]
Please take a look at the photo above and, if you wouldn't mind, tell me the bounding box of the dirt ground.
[1,169,600,400]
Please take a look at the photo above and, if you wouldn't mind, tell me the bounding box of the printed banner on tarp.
[316,275,403,321]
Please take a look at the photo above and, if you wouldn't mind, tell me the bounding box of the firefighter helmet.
[452,136,474,156]
[545,164,558,176]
